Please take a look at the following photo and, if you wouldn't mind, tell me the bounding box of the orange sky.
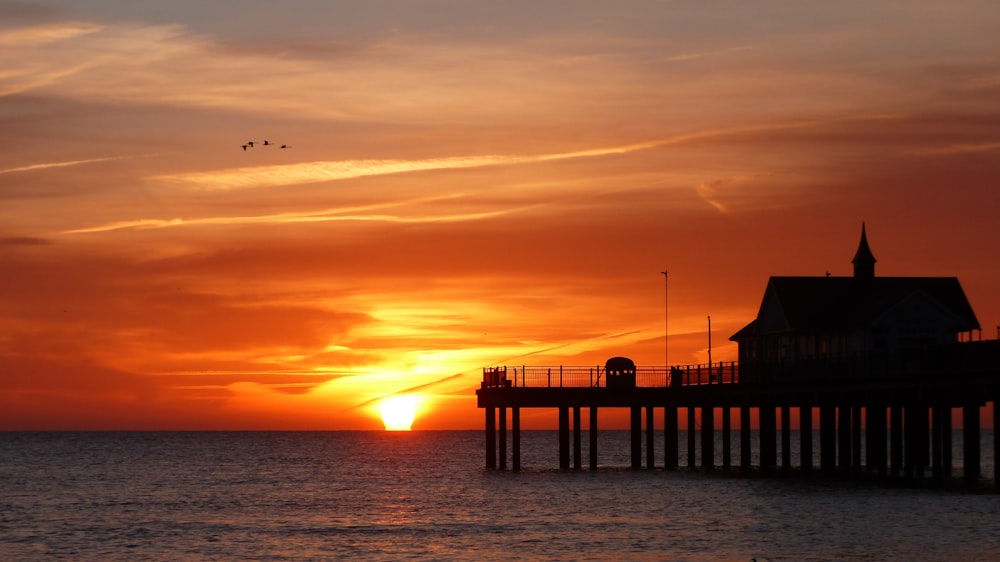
[2,1,999,430]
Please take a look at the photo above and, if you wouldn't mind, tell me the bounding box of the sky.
[2,0,999,430]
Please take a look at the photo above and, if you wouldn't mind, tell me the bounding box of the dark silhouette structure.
[732,223,980,382]
[605,357,636,389]
[477,225,1000,490]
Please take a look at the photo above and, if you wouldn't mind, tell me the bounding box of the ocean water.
[1,431,999,561]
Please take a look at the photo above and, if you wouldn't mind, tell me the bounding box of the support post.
[760,405,776,474]
[942,406,952,480]
[800,406,813,474]
[590,406,599,470]
[512,407,521,472]
[904,404,928,481]
[688,407,697,468]
[486,406,496,469]
[994,400,1000,490]
[499,407,507,470]
[740,406,752,472]
[781,405,791,472]
[631,406,643,470]
[867,403,887,478]
[931,405,944,485]
[646,406,655,469]
[558,406,570,470]
[722,406,732,471]
[573,406,582,470]
[664,405,678,469]
[838,405,851,473]
[852,406,863,474]
[820,404,836,474]
[963,402,980,489]
[890,405,903,477]
[701,405,714,471]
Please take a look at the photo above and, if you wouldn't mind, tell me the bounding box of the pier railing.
[481,362,739,388]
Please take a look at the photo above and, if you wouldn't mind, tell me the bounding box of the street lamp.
[707,315,712,368]
[661,269,668,369]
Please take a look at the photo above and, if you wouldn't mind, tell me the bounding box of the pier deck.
[476,347,1000,491]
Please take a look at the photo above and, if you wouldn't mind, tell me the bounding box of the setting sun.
[380,395,420,431]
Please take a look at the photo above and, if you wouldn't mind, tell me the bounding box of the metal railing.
[481,362,739,389]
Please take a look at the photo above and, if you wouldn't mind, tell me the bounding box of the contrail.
[340,327,649,412]
[0,154,153,175]
[341,373,465,412]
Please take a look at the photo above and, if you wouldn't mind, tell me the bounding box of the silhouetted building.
[605,356,636,389]
[730,224,981,382]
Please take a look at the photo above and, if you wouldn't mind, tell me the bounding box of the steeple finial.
[852,222,876,279]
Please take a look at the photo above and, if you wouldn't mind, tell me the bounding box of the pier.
[476,224,1000,489]
[476,348,1000,491]
[477,226,1000,490]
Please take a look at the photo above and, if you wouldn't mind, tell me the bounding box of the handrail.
[480,362,740,389]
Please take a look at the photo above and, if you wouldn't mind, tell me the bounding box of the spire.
[852,222,876,279]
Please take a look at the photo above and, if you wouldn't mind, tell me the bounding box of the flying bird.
[262,140,272,146]
[241,144,248,151]
[246,141,255,148]
[280,144,291,149]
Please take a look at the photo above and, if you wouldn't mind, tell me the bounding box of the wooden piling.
[630,406,642,470]
[800,405,813,474]
[512,407,521,472]
[664,405,678,469]
[781,406,791,472]
[573,406,582,470]
[701,405,714,471]
[687,407,697,469]
[589,406,598,470]
[499,407,507,470]
[558,406,570,470]
[740,406,752,473]
[721,406,732,471]
[646,406,655,469]
[485,406,496,469]
[963,402,980,488]
[838,405,851,473]
[820,405,836,473]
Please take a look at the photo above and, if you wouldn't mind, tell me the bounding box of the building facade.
[730,225,981,382]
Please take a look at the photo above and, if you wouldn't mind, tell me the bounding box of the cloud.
[0,155,146,175]
[56,193,519,234]
[908,141,1000,156]
[0,236,51,247]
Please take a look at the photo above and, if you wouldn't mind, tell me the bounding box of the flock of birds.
[240,140,291,151]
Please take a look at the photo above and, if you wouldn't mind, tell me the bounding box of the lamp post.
[661,269,668,369]
[707,315,712,369]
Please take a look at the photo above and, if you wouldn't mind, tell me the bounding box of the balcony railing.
[481,362,739,389]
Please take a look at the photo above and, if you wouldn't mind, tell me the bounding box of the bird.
[241,144,248,151]
[279,144,291,149]
[262,140,272,146]
[246,141,255,148]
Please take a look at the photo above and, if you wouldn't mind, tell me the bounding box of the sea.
[1,430,998,561]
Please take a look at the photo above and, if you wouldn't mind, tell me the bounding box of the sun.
[380,395,419,431]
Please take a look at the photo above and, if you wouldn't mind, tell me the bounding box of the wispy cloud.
[57,193,516,235]
[152,156,525,192]
[153,115,903,191]
[0,21,103,47]
[660,45,754,63]
[908,141,1000,156]
[0,155,146,175]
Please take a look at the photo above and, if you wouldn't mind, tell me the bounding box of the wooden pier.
[476,344,1000,491]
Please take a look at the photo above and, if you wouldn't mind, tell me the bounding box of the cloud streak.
[0,155,146,175]
[58,193,513,234]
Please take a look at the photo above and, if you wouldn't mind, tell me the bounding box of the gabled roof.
[730,276,980,340]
